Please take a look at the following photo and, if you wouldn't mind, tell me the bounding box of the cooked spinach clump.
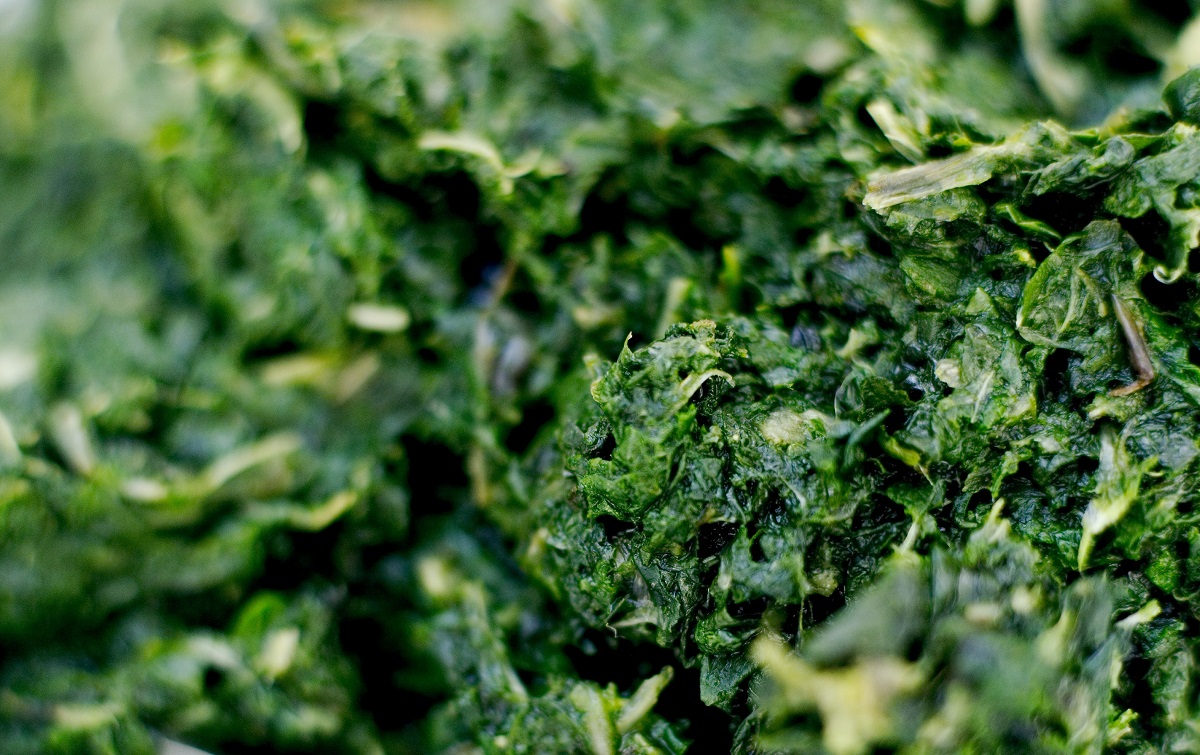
[4,0,1200,753]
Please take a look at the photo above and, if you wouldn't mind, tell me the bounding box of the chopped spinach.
[3,0,1200,753]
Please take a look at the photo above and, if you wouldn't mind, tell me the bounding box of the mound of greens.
[4,0,1200,752]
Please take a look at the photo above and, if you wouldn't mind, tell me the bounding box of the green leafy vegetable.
[5,0,1200,753]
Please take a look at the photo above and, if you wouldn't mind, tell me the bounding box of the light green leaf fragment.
[0,349,36,391]
[1106,709,1139,749]
[570,683,615,755]
[121,477,169,503]
[1165,16,1200,81]
[837,327,878,360]
[417,555,459,603]
[1078,429,1154,571]
[865,98,924,162]
[48,402,95,475]
[882,435,924,472]
[202,432,302,492]
[934,359,962,388]
[256,627,301,680]
[753,635,923,755]
[1117,601,1162,631]
[965,0,1001,26]
[617,666,674,734]
[158,739,217,755]
[52,702,124,730]
[259,353,339,387]
[865,123,1069,211]
[419,130,514,194]
[759,408,831,446]
[1014,0,1088,116]
[347,303,411,333]
[864,143,1005,210]
[654,277,693,339]
[675,369,734,412]
[0,410,20,463]
[287,490,359,531]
